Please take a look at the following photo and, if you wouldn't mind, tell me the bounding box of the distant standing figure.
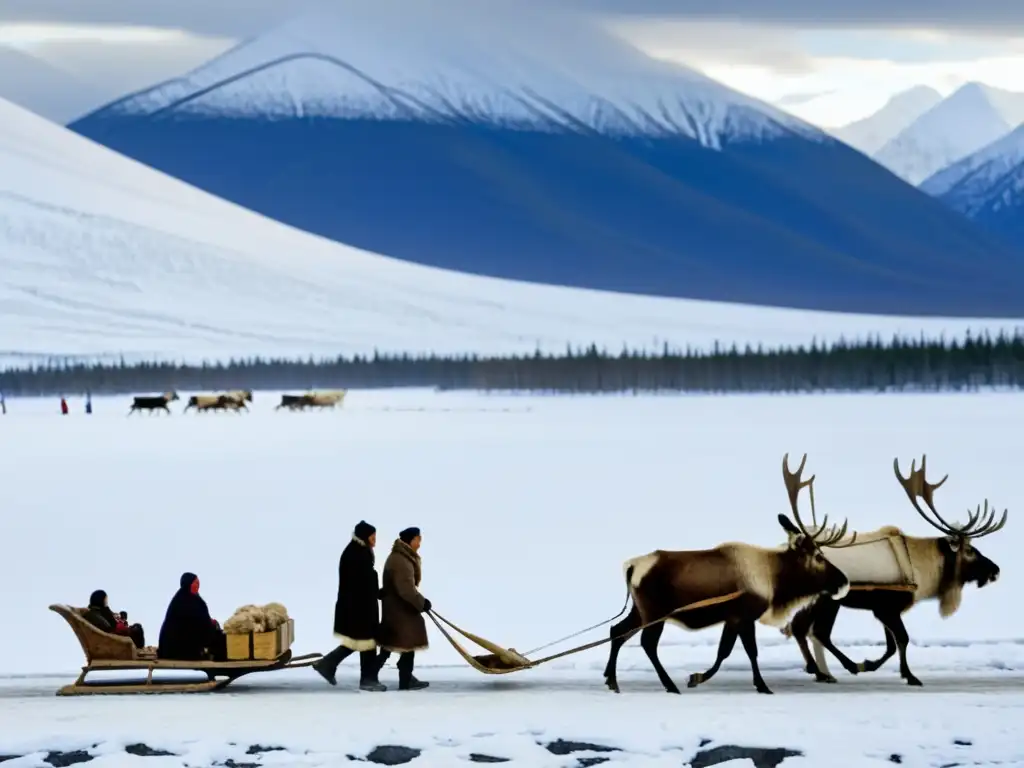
[312,520,386,691]
[157,572,227,661]
[60,397,68,415]
[83,589,146,649]
[376,527,431,691]
[85,393,92,415]
[0,393,6,415]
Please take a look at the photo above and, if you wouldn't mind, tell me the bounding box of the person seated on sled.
[83,589,146,649]
[157,572,227,661]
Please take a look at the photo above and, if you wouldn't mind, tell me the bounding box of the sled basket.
[428,612,537,674]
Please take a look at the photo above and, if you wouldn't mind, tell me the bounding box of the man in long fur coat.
[312,520,386,691]
[375,527,431,691]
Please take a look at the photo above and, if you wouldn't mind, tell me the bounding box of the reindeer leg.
[859,620,898,673]
[603,606,640,693]
[873,610,921,686]
[786,605,826,679]
[737,620,772,694]
[804,601,859,677]
[640,622,679,694]
[688,621,738,689]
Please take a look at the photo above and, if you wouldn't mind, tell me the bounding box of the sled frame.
[50,604,321,696]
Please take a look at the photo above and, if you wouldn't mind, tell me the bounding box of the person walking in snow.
[312,520,386,691]
[85,392,93,415]
[376,527,431,691]
[60,397,68,415]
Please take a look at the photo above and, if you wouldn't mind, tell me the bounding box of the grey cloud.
[608,19,816,73]
[774,89,838,107]
[3,0,1024,37]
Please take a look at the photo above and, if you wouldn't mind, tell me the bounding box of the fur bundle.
[222,602,290,634]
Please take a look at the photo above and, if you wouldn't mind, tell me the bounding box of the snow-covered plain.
[2,390,1022,766]
[4,94,1024,368]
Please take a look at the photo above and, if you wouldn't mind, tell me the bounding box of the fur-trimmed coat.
[333,536,380,652]
[378,539,429,653]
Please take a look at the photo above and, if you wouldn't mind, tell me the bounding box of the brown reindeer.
[127,391,179,415]
[184,390,252,413]
[784,455,1005,686]
[602,454,855,695]
[275,391,345,411]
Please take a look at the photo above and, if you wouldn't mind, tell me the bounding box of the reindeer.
[275,391,345,411]
[184,390,252,413]
[128,391,179,415]
[602,454,855,695]
[784,455,1006,687]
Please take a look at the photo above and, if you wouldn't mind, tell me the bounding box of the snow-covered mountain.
[9,94,1024,366]
[69,1,1023,317]
[0,45,104,123]
[919,125,1024,248]
[873,83,1024,184]
[11,95,1022,364]
[832,85,942,156]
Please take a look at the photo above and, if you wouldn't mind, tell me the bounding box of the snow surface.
[101,0,819,148]
[4,94,1023,367]
[1,390,1023,765]
[832,85,942,156]
[873,82,1024,185]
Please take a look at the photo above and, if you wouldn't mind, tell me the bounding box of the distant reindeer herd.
[127,389,346,415]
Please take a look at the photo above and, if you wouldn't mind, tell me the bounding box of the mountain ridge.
[69,3,1024,317]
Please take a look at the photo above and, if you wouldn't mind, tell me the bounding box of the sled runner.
[429,590,745,675]
[49,604,322,696]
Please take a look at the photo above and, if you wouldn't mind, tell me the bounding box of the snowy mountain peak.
[872,81,1024,184]
[920,123,1024,227]
[97,0,820,148]
[832,85,942,155]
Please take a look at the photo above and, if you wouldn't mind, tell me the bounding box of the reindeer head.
[894,456,1006,592]
[777,453,853,601]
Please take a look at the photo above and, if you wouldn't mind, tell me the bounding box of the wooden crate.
[226,619,294,661]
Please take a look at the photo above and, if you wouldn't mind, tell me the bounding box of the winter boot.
[358,650,386,691]
[399,676,429,691]
[312,659,337,686]
[397,651,428,690]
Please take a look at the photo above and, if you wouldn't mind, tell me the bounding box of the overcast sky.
[2,0,1024,126]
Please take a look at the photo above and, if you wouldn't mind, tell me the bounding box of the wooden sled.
[429,590,745,675]
[50,604,321,696]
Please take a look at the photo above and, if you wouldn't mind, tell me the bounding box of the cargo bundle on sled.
[49,603,321,696]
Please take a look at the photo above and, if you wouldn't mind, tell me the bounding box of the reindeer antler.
[894,455,1008,539]
[782,453,857,547]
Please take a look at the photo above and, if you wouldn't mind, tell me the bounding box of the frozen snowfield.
[1,389,1022,766]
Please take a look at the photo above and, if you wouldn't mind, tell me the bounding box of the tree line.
[3,330,1024,397]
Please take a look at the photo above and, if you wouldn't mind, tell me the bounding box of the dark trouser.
[127,624,145,649]
[321,644,379,681]
[208,630,228,662]
[376,650,416,682]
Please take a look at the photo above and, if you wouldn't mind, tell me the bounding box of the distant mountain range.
[920,125,1024,248]
[832,86,942,156]
[834,81,1024,249]
[68,1,1024,317]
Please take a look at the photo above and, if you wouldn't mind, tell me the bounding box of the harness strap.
[429,589,746,673]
